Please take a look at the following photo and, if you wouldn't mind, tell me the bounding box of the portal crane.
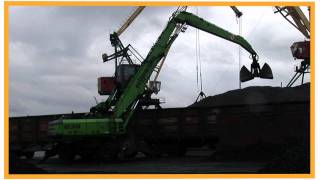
[109,6,243,83]
[93,6,246,115]
[274,6,310,87]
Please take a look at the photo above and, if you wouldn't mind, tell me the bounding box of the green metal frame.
[50,11,260,136]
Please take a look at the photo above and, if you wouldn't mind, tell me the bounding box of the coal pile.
[190,83,310,107]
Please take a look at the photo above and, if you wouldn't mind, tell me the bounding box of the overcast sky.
[9,6,309,116]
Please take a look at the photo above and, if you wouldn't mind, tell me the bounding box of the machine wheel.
[122,151,138,159]
[59,151,75,162]
[24,152,34,159]
[119,135,138,159]
[97,143,120,161]
[80,152,95,161]
[58,144,75,162]
[167,145,187,157]
[142,142,163,157]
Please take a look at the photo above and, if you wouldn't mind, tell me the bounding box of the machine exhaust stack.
[240,58,273,82]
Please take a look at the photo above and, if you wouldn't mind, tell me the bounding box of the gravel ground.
[12,150,266,174]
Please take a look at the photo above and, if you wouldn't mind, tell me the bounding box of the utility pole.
[238,16,242,89]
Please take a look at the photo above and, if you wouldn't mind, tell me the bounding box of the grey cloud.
[9,6,309,116]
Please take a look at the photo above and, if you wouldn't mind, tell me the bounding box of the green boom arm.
[113,11,262,126]
[175,12,257,56]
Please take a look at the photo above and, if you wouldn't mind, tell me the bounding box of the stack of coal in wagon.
[190,83,309,107]
[191,83,310,173]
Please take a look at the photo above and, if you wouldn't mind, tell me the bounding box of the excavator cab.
[240,56,273,82]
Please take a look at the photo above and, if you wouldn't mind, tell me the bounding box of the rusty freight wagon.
[9,100,309,160]
[9,113,85,158]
